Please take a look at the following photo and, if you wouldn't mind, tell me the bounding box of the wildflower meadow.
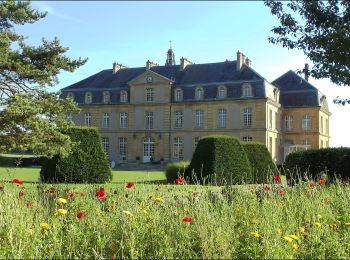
[1,176,350,259]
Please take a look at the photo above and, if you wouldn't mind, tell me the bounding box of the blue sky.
[16,1,350,147]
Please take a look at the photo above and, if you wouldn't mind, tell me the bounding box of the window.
[285,115,293,130]
[174,111,183,128]
[146,111,153,130]
[101,137,109,155]
[320,116,324,134]
[84,112,91,127]
[195,110,204,128]
[243,107,252,127]
[242,84,253,97]
[102,112,109,128]
[217,86,226,99]
[119,137,127,160]
[174,88,183,101]
[302,114,311,130]
[103,91,110,104]
[195,87,204,100]
[303,139,310,149]
[66,113,73,122]
[194,137,200,148]
[67,92,74,100]
[146,88,154,102]
[269,109,273,129]
[173,137,183,160]
[85,92,92,104]
[120,90,128,103]
[217,108,227,128]
[242,136,253,142]
[120,112,127,129]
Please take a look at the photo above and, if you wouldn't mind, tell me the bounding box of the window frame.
[120,112,127,129]
[243,107,252,127]
[217,108,227,128]
[102,91,110,104]
[195,87,204,100]
[102,112,109,129]
[101,137,109,155]
[146,88,154,102]
[174,88,183,102]
[194,110,204,128]
[84,112,91,127]
[242,83,253,97]
[174,110,183,129]
[85,92,93,104]
[120,90,128,103]
[302,114,311,131]
[173,137,183,160]
[119,137,127,160]
[146,111,154,130]
[217,86,226,99]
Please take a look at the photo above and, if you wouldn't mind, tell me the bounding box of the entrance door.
[143,137,155,162]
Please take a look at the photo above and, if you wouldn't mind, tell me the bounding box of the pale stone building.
[61,48,330,165]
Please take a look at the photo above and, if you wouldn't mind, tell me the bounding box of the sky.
[15,1,350,147]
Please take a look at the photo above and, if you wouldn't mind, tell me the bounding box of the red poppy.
[67,192,75,198]
[274,175,281,183]
[183,216,193,224]
[278,189,284,195]
[26,202,33,208]
[126,182,134,189]
[96,188,107,201]
[77,211,86,220]
[12,178,23,185]
[176,177,185,185]
[18,191,25,197]
[48,187,56,193]
[319,179,326,185]
[80,192,87,197]
[264,185,272,191]
[309,182,316,188]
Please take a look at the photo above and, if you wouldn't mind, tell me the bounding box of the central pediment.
[127,69,173,86]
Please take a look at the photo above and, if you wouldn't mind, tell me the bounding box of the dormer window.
[120,90,128,103]
[85,92,92,104]
[195,86,204,100]
[103,91,110,104]
[67,92,75,100]
[174,88,183,101]
[242,83,253,97]
[217,86,226,99]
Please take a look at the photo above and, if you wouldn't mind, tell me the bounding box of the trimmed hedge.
[165,161,190,183]
[284,147,350,182]
[0,155,44,167]
[185,135,251,185]
[242,142,278,183]
[40,126,112,183]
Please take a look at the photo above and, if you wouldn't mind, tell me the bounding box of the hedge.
[284,147,350,182]
[185,135,251,185]
[165,161,190,183]
[40,126,112,183]
[0,155,44,167]
[241,142,278,183]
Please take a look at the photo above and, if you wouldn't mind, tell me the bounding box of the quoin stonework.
[61,48,330,165]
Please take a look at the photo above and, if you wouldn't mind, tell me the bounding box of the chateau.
[61,48,330,165]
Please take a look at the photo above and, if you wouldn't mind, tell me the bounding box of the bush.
[40,126,112,183]
[0,155,44,167]
[185,135,251,185]
[165,161,190,183]
[284,147,350,182]
[241,142,278,183]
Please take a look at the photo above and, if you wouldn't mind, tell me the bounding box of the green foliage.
[264,0,350,93]
[185,135,251,185]
[40,127,112,183]
[284,147,350,182]
[165,161,190,183]
[242,142,279,183]
[0,155,43,167]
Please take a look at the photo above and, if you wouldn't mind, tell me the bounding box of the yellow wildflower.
[152,197,163,203]
[123,210,134,217]
[26,228,33,236]
[298,227,305,233]
[292,243,298,250]
[57,198,67,204]
[288,234,300,241]
[284,236,293,243]
[250,231,260,238]
[40,223,50,230]
[344,222,350,226]
[57,208,67,215]
[315,222,321,228]
[143,210,149,215]
[276,228,282,235]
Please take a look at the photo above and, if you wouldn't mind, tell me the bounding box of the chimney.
[304,63,309,81]
[236,51,251,70]
[245,57,251,67]
[146,60,158,70]
[113,62,126,74]
[180,57,192,71]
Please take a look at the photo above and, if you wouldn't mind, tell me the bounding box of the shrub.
[241,142,278,183]
[40,126,112,183]
[185,135,251,185]
[0,155,44,167]
[165,161,190,183]
[284,147,350,182]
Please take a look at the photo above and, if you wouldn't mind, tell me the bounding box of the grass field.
[0,167,166,183]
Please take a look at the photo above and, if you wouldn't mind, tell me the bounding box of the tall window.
[242,136,253,142]
[103,91,110,104]
[242,84,253,97]
[119,137,127,160]
[269,109,273,129]
[285,115,293,130]
[174,88,183,101]
[218,86,226,99]
[302,114,311,130]
[120,112,127,129]
[195,87,204,100]
[173,137,183,160]
[303,139,310,149]
[101,137,109,155]
[102,112,109,128]
[85,92,92,104]
[194,137,200,148]
[217,108,227,128]
[146,88,154,102]
[320,116,324,134]
[120,90,128,103]
[146,111,153,130]
[195,110,204,128]
[174,111,183,128]
[85,112,91,127]
[243,107,252,127]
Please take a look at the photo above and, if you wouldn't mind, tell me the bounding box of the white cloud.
[32,2,82,23]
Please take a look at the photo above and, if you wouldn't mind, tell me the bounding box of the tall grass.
[0,178,350,259]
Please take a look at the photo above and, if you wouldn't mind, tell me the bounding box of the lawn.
[0,167,166,183]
